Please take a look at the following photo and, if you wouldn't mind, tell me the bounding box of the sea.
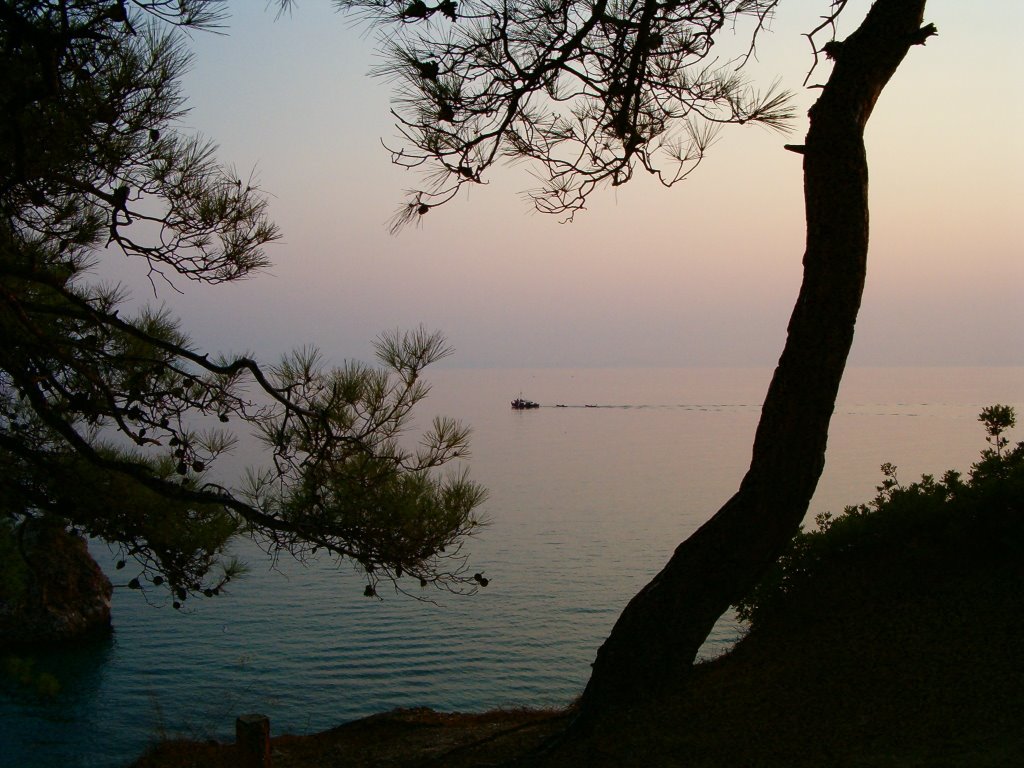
[3,367,1022,768]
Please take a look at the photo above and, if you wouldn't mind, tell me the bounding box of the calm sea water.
[3,367,1022,768]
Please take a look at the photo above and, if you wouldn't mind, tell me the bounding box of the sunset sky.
[141,0,1022,369]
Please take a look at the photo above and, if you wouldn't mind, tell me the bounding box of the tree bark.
[578,0,935,718]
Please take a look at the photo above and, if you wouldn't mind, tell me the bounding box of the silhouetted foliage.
[736,406,1024,627]
[278,0,939,717]
[979,403,1015,460]
[283,0,793,228]
[1,1,486,609]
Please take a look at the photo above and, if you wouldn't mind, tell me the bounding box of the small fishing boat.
[511,397,540,410]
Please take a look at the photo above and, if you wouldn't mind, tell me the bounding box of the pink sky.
[130,0,1023,368]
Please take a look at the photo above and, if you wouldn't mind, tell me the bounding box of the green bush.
[736,406,1023,627]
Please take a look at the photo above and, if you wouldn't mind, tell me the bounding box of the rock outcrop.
[0,519,113,649]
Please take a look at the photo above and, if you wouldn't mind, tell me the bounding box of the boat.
[511,397,540,410]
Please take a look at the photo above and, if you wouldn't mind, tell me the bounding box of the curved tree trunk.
[578,0,935,718]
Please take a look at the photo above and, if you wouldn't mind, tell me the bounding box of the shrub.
[735,406,1023,627]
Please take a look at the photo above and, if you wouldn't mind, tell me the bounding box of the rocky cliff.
[0,519,113,649]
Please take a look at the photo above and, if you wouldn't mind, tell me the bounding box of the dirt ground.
[132,537,1024,768]
[133,706,573,768]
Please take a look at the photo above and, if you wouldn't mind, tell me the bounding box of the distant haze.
[115,0,1024,369]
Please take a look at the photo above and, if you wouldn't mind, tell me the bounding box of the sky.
[124,0,1024,369]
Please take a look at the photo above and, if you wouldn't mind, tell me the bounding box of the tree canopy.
[311,0,793,229]
[305,0,939,719]
[0,0,486,609]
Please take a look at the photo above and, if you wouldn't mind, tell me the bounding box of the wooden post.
[236,713,271,768]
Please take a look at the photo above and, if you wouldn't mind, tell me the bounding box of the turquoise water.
[3,367,1021,767]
